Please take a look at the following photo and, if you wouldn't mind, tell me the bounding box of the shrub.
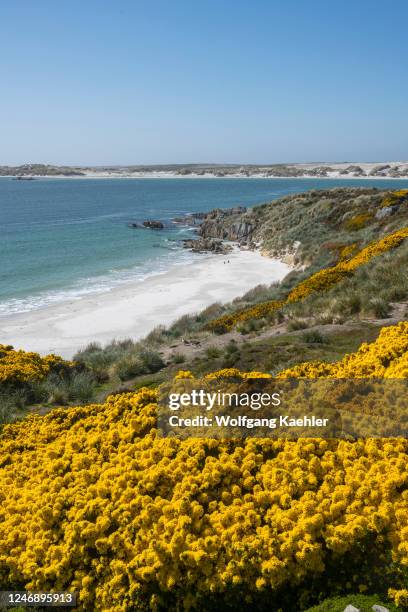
[1,324,408,610]
[212,322,229,335]
[73,351,111,382]
[144,325,167,346]
[75,341,102,356]
[200,302,225,321]
[225,340,239,354]
[365,297,390,319]
[314,314,334,325]
[344,213,372,231]
[115,356,146,381]
[67,371,97,403]
[169,314,197,337]
[0,394,21,425]
[237,283,276,304]
[302,330,326,344]
[385,285,408,301]
[338,242,359,261]
[238,319,263,334]
[287,319,309,331]
[0,344,71,386]
[381,188,408,208]
[221,352,240,368]
[333,294,362,316]
[41,371,96,405]
[279,320,408,378]
[172,352,186,364]
[139,349,165,373]
[205,346,221,359]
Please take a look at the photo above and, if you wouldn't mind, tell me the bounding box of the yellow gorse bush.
[207,226,408,331]
[338,242,358,262]
[0,323,407,610]
[205,300,285,333]
[381,189,408,208]
[343,213,372,231]
[0,344,69,385]
[204,368,271,380]
[278,320,408,379]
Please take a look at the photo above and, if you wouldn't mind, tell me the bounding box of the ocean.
[1,177,407,316]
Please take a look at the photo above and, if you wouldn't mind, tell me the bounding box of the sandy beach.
[0,250,290,358]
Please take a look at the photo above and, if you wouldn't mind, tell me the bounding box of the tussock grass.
[40,370,96,405]
[74,339,165,384]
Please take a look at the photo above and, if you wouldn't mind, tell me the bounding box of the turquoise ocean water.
[1,177,407,316]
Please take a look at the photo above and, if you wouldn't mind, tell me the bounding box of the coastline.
[3,173,408,180]
[0,249,290,358]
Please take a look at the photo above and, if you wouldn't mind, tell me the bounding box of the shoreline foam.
[0,250,290,358]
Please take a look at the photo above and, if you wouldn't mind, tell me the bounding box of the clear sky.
[1,0,407,165]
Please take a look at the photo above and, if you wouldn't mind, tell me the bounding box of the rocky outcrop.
[192,206,255,244]
[143,220,164,229]
[173,212,208,225]
[173,206,255,246]
[182,238,233,254]
[375,206,399,220]
[128,220,164,229]
[199,218,254,241]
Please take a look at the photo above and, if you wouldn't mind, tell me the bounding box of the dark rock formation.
[173,212,208,226]
[182,238,233,254]
[197,207,254,242]
[143,220,164,229]
[128,220,164,229]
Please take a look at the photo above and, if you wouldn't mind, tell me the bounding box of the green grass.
[85,321,383,400]
[302,329,326,344]
[305,593,399,611]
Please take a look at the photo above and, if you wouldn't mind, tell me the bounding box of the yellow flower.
[0,323,407,609]
[206,226,408,331]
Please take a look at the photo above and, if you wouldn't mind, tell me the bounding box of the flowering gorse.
[0,344,70,385]
[0,323,407,609]
[381,189,408,208]
[207,226,408,332]
[278,321,408,379]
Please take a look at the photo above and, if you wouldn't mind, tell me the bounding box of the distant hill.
[1,161,408,178]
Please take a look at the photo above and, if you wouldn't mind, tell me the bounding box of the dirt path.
[159,302,408,364]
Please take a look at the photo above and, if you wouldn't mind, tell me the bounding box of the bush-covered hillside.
[1,188,408,610]
[0,324,407,610]
[69,188,408,396]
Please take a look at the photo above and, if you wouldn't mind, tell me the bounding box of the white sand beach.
[0,250,290,358]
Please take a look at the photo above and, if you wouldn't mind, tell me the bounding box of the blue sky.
[1,1,407,165]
